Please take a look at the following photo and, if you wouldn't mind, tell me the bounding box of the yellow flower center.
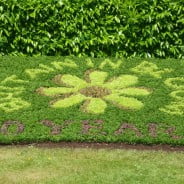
[80,86,111,98]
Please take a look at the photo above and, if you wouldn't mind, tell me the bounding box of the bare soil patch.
[0,142,184,152]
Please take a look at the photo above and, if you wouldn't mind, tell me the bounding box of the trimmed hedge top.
[0,0,184,58]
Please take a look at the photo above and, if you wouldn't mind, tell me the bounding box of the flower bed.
[0,56,183,145]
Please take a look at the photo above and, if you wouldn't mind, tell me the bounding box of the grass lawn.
[0,146,183,184]
[0,56,183,145]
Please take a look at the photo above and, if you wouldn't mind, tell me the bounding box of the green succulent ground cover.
[0,56,183,145]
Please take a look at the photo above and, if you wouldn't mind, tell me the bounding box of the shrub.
[0,0,183,58]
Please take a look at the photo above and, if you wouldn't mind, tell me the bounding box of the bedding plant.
[0,56,183,145]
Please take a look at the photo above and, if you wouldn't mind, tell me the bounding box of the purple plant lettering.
[0,120,24,135]
[165,127,182,140]
[40,120,73,135]
[81,120,106,135]
[115,123,142,137]
[148,123,158,137]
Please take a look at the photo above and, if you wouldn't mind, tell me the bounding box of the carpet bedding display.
[0,56,183,145]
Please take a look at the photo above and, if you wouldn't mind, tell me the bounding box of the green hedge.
[0,0,184,58]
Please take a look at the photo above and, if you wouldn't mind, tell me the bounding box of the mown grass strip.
[0,146,184,184]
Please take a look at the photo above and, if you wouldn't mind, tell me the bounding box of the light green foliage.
[86,58,94,68]
[88,71,108,85]
[99,59,123,69]
[103,75,138,89]
[25,64,55,79]
[83,99,107,114]
[25,60,78,79]
[0,97,30,112]
[0,86,30,112]
[1,75,28,84]
[160,77,184,115]
[131,61,173,78]
[0,86,24,95]
[159,101,184,116]
[60,75,88,89]
[51,94,86,108]
[115,87,151,96]
[170,90,184,100]
[51,59,78,70]
[164,77,184,90]
[104,94,143,110]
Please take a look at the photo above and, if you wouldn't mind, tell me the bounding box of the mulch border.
[0,142,184,152]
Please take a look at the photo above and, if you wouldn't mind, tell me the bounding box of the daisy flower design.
[37,70,151,114]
